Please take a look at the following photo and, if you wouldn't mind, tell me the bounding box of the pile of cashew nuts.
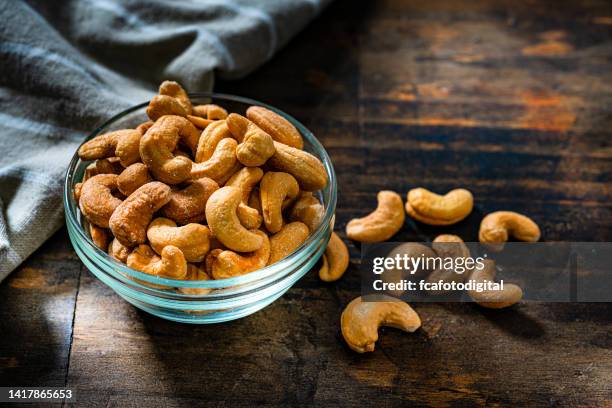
[341,188,541,353]
[74,81,350,293]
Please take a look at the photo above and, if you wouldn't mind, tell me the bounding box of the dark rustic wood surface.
[1,0,612,406]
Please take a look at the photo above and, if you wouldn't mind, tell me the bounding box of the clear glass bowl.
[63,93,337,324]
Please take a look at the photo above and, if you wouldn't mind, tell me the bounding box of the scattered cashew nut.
[426,234,471,293]
[405,187,473,225]
[468,259,523,308]
[341,296,421,353]
[318,232,349,282]
[346,190,405,242]
[479,211,541,249]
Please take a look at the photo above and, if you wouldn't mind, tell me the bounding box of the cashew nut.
[193,104,228,120]
[178,264,213,295]
[236,203,263,229]
[479,211,541,249]
[136,120,154,134]
[147,217,211,263]
[383,243,437,296]
[140,115,199,184]
[117,163,153,196]
[109,181,171,247]
[127,244,188,280]
[146,81,192,120]
[74,182,83,201]
[260,171,300,233]
[205,186,264,252]
[318,232,349,282]
[268,222,310,265]
[226,167,264,229]
[95,157,123,175]
[345,190,405,242]
[161,177,219,225]
[426,234,471,293]
[108,238,130,263]
[79,174,123,228]
[187,115,213,129]
[267,141,327,191]
[226,113,276,167]
[207,230,270,279]
[89,223,110,250]
[194,120,232,162]
[246,106,304,149]
[78,129,142,167]
[405,187,473,226]
[289,191,324,232]
[341,296,421,353]
[191,137,239,184]
[468,259,523,308]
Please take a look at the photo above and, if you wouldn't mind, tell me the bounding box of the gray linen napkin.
[0,0,331,281]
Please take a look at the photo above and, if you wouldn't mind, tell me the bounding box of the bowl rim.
[63,92,337,289]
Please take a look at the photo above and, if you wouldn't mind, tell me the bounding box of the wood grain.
[1,0,611,406]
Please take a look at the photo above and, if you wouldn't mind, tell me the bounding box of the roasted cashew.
[236,203,263,229]
[147,217,211,262]
[191,137,238,184]
[95,157,123,175]
[479,211,541,249]
[117,163,152,196]
[226,113,275,166]
[109,182,171,247]
[187,115,213,129]
[178,264,213,295]
[318,232,349,282]
[268,141,327,191]
[468,259,523,308]
[159,80,192,113]
[74,183,83,201]
[78,129,142,167]
[341,296,421,353]
[193,104,228,120]
[194,120,232,162]
[207,230,270,279]
[108,238,130,263]
[79,174,123,228]
[127,244,188,280]
[161,177,219,225]
[346,190,405,242]
[406,188,473,225]
[260,171,300,233]
[426,234,471,293]
[226,167,264,229]
[140,115,199,184]
[146,81,192,120]
[136,120,154,134]
[383,243,437,296]
[89,223,110,250]
[205,186,264,252]
[246,106,304,149]
[268,222,310,265]
[289,191,324,232]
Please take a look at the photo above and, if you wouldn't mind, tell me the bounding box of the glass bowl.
[63,93,337,324]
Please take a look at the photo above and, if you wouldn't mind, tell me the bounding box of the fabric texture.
[0,0,331,281]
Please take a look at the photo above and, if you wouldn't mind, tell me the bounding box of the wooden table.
[1,0,611,406]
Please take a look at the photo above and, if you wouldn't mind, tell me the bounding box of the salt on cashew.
[267,141,327,191]
[246,106,304,149]
[405,187,473,226]
[109,182,171,247]
[161,177,219,225]
[268,222,310,265]
[78,129,142,167]
[117,163,153,196]
[289,191,324,232]
[318,232,349,282]
[468,259,523,308]
[108,238,130,263]
[139,115,199,184]
[205,186,264,252]
[345,190,405,242]
[426,234,471,293]
[207,230,270,279]
[147,217,211,263]
[195,120,232,162]
[260,171,300,233]
[341,296,421,353]
[89,224,110,250]
[79,174,123,228]
[127,244,188,280]
[193,104,228,120]
[226,113,276,167]
[479,211,541,249]
[191,137,239,184]
[177,264,213,295]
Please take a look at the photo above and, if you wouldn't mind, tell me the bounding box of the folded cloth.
[0,0,331,281]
